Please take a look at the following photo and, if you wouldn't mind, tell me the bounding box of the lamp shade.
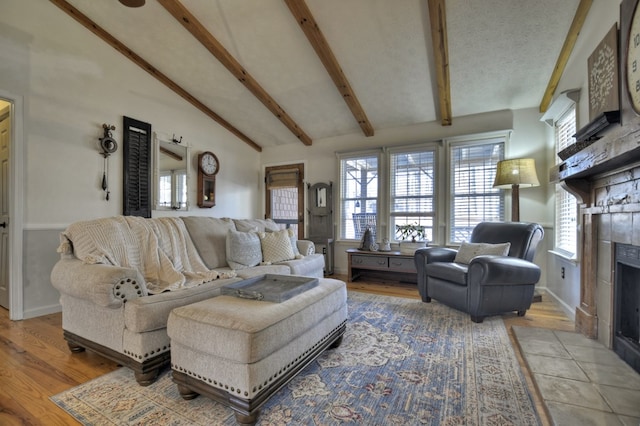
[493,158,540,189]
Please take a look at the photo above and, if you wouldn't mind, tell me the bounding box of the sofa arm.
[297,240,315,256]
[51,257,147,308]
[468,256,541,286]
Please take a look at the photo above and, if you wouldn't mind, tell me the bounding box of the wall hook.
[172,134,183,144]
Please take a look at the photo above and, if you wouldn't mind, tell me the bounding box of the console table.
[346,248,417,283]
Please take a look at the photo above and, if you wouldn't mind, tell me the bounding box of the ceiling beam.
[284,0,374,137]
[539,0,592,113]
[427,0,452,126]
[157,0,313,146]
[48,0,262,152]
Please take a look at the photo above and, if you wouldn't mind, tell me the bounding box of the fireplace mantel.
[550,114,640,340]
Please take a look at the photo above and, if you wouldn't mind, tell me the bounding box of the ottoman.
[167,277,347,425]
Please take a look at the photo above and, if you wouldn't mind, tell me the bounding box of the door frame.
[1,90,25,320]
[264,162,305,239]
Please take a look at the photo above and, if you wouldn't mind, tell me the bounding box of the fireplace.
[614,243,640,374]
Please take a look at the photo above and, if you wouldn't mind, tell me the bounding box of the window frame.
[554,107,578,258]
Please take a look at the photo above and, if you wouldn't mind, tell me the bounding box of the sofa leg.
[134,369,160,386]
[422,296,432,303]
[235,411,259,425]
[67,342,86,353]
[470,316,484,323]
[329,335,343,349]
[177,384,199,400]
[517,310,526,317]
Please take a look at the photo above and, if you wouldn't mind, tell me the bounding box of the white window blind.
[390,148,435,241]
[555,108,577,255]
[449,139,504,243]
[339,154,379,240]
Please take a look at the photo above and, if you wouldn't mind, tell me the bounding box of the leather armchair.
[414,222,544,323]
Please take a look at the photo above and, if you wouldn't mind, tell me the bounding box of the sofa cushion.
[427,262,469,285]
[182,217,236,269]
[454,242,511,264]
[234,218,281,233]
[226,229,262,270]
[259,229,295,263]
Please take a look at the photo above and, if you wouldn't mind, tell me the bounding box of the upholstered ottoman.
[167,277,347,425]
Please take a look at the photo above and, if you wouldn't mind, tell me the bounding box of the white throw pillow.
[226,229,262,270]
[259,229,295,264]
[454,242,511,264]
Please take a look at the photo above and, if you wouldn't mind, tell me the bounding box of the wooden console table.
[346,248,417,283]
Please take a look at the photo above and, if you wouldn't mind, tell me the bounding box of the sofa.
[50,215,324,385]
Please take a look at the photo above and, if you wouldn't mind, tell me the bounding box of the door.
[0,103,10,309]
[265,164,305,239]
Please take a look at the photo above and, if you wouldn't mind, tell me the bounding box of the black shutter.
[123,116,152,218]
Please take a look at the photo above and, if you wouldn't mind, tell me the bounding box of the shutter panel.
[123,116,152,218]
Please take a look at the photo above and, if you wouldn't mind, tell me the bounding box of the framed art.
[588,24,619,122]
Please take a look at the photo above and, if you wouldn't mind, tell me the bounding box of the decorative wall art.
[588,25,619,121]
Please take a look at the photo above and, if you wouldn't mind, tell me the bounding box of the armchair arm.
[414,247,458,302]
[467,255,541,286]
[51,258,147,308]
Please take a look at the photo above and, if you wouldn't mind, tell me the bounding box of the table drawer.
[389,257,416,273]
[351,255,388,270]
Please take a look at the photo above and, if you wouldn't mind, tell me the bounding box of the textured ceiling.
[59,0,581,149]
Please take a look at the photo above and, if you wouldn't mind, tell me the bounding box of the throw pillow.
[259,229,295,264]
[226,229,262,270]
[287,228,303,258]
[454,241,511,264]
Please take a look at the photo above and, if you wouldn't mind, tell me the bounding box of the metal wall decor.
[99,123,118,201]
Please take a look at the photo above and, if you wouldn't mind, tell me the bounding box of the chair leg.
[517,310,526,317]
[423,296,432,303]
[470,315,484,323]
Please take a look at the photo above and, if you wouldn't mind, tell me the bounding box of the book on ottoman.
[221,274,318,302]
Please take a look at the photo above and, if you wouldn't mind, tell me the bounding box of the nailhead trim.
[171,320,346,398]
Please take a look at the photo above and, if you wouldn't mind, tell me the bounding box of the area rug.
[51,291,540,425]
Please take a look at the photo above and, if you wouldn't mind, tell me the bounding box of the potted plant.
[396,223,428,254]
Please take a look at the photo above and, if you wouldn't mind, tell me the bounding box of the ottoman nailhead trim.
[172,319,347,398]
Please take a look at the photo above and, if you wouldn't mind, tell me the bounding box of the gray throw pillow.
[226,229,262,270]
[454,242,511,264]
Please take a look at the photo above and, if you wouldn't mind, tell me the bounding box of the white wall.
[1,2,261,318]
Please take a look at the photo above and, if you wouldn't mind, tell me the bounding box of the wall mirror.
[153,132,190,211]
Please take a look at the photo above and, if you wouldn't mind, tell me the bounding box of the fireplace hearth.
[614,243,640,374]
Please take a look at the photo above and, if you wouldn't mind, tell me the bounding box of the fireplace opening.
[614,244,640,374]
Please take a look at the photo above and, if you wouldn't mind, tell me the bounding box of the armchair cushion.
[453,242,511,264]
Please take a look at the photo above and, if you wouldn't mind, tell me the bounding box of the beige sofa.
[50,215,324,385]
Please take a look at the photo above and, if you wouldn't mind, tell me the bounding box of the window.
[339,152,379,241]
[449,139,505,243]
[555,108,578,256]
[389,147,436,242]
[337,133,507,244]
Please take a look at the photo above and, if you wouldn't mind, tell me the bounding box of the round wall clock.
[627,0,640,114]
[199,151,219,176]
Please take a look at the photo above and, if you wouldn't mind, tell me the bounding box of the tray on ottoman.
[221,274,318,302]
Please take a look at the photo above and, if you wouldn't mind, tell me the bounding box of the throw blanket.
[59,216,235,294]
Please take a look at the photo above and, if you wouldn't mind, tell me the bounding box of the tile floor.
[513,326,640,426]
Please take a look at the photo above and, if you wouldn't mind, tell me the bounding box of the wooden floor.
[0,275,574,425]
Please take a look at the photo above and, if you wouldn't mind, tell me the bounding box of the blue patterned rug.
[51,291,540,425]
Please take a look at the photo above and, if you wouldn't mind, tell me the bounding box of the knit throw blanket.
[59,216,235,294]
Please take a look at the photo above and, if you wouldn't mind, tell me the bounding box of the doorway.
[265,164,305,239]
[0,101,9,310]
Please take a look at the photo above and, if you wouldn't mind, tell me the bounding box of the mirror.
[316,187,327,207]
[154,133,190,211]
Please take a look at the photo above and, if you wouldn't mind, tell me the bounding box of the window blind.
[555,108,577,255]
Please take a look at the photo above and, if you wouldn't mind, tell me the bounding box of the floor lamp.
[493,158,540,222]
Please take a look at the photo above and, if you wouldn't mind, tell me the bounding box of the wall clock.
[197,151,218,208]
[621,0,640,123]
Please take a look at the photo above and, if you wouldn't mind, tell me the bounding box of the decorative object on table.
[51,292,540,426]
[380,237,391,252]
[98,123,117,201]
[621,0,640,125]
[493,158,540,222]
[197,151,219,208]
[396,222,428,254]
[358,226,377,251]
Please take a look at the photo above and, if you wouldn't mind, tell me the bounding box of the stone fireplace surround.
[552,114,640,358]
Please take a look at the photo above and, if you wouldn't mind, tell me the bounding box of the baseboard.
[23,303,61,319]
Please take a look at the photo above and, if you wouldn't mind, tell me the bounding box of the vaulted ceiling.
[51,0,588,151]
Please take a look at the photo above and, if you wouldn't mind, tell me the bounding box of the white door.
[0,104,10,309]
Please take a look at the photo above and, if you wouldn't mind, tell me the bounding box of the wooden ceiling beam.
[427,0,452,126]
[158,0,313,146]
[284,0,374,137]
[539,0,592,113]
[49,0,262,152]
